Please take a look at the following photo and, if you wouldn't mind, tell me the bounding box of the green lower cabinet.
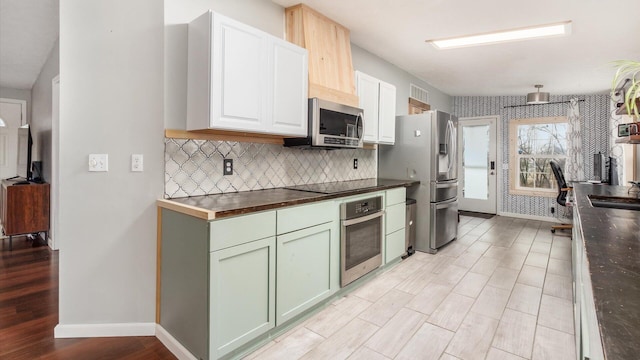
[209,237,276,359]
[276,222,335,325]
[385,201,406,264]
[386,202,405,234]
[385,228,406,263]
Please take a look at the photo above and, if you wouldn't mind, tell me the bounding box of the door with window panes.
[509,116,567,197]
[458,116,498,214]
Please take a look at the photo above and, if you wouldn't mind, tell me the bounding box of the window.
[509,116,567,196]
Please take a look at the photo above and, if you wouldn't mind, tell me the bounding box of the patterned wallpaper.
[452,95,611,217]
[164,139,377,198]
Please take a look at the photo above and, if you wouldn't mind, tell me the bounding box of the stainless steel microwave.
[284,98,364,149]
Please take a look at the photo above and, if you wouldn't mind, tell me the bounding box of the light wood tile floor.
[245,216,575,360]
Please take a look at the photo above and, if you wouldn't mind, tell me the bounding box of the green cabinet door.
[210,237,276,359]
[276,221,335,325]
[386,228,406,263]
[386,202,406,234]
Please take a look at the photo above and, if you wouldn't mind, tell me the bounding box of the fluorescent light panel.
[428,21,571,49]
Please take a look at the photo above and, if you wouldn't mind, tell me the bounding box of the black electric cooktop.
[284,179,382,194]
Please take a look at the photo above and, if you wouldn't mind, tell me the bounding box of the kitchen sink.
[588,194,640,210]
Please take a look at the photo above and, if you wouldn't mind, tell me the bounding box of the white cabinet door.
[212,14,267,132]
[269,39,308,136]
[356,71,380,143]
[356,71,397,144]
[378,80,397,144]
[385,229,406,263]
[187,11,308,136]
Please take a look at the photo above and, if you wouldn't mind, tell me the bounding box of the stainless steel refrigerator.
[379,110,458,253]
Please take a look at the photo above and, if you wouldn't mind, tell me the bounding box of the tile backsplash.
[164,139,377,198]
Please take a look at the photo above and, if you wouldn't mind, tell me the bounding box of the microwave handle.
[357,112,364,141]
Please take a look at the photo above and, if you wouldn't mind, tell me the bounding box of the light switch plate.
[89,154,108,172]
[131,154,143,172]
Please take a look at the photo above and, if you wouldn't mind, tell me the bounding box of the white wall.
[57,0,164,333]
[351,44,451,114]
[31,39,60,181]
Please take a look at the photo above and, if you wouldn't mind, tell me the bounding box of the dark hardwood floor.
[0,235,177,360]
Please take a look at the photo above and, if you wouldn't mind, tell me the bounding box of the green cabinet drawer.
[386,228,406,263]
[386,202,406,234]
[276,200,335,235]
[210,237,276,359]
[276,222,335,325]
[386,187,406,207]
[209,210,276,251]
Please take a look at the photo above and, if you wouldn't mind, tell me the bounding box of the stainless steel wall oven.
[340,196,384,287]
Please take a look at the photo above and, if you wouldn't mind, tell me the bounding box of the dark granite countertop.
[157,178,419,220]
[573,183,640,360]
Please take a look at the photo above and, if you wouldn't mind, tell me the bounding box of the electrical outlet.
[223,159,233,175]
[353,158,358,169]
[88,154,108,172]
[131,154,143,172]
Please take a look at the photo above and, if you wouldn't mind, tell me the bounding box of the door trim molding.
[50,75,60,250]
[0,98,28,126]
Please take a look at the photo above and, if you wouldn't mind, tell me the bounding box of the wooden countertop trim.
[165,129,285,145]
[157,181,419,220]
[156,199,216,220]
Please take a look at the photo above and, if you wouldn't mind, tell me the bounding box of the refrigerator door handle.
[440,120,450,155]
[447,120,456,173]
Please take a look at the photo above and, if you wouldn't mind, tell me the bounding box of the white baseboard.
[47,236,58,250]
[498,211,559,223]
[155,324,197,360]
[54,322,156,338]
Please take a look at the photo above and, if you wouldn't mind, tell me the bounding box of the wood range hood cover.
[285,4,359,108]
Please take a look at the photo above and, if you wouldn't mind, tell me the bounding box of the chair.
[549,160,573,234]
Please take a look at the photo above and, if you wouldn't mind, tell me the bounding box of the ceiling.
[0,0,59,90]
[272,0,640,96]
[1,0,638,97]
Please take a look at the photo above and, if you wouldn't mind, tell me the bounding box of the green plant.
[611,60,640,117]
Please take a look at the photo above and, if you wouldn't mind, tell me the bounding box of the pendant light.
[526,84,550,104]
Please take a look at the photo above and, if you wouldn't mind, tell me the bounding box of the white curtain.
[565,98,583,181]
[609,98,626,184]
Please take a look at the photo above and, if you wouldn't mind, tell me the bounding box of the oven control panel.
[341,196,383,220]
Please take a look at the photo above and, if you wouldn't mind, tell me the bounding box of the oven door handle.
[341,210,384,226]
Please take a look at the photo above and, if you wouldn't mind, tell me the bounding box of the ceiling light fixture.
[526,84,550,104]
[427,21,571,49]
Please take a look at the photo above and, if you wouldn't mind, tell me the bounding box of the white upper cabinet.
[356,71,379,142]
[187,11,308,136]
[355,71,397,144]
[378,81,397,144]
[270,40,308,135]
